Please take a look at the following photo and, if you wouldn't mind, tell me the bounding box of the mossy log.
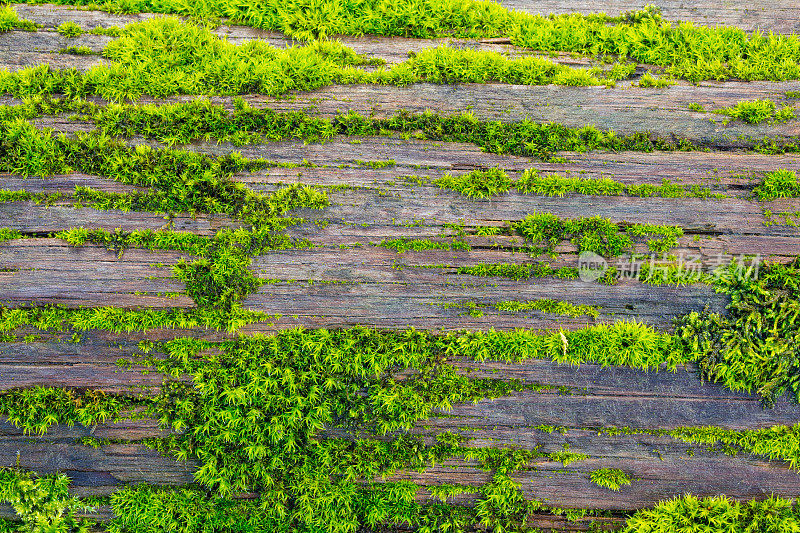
[1,3,800,531]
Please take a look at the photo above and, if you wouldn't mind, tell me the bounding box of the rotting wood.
[1,3,800,530]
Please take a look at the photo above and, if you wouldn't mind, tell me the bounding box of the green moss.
[713,99,797,124]
[753,169,800,200]
[0,469,92,533]
[676,258,800,405]
[378,237,469,253]
[0,305,274,334]
[456,262,579,281]
[434,298,598,318]
[667,424,800,469]
[624,495,800,533]
[0,387,136,436]
[434,167,511,198]
[58,46,95,55]
[636,72,675,88]
[495,299,599,319]
[0,100,707,167]
[509,170,723,199]
[0,228,22,243]
[402,46,607,86]
[55,21,83,37]
[516,170,624,197]
[0,5,37,32]
[589,468,631,491]
[764,209,800,227]
[10,0,800,81]
[0,18,648,102]
[688,103,706,113]
[512,212,681,257]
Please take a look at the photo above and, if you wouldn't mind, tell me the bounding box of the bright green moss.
[0,305,274,334]
[482,169,723,199]
[589,468,631,491]
[624,495,800,533]
[434,167,511,198]
[378,237,469,253]
[0,387,136,436]
[0,5,37,32]
[55,21,83,37]
[636,72,676,88]
[668,424,800,469]
[0,468,92,533]
[456,262,579,281]
[402,46,607,86]
[753,169,800,200]
[0,18,638,102]
[495,298,599,319]
[0,228,22,243]
[0,102,705,171]
[713,99,797,124]
[676,259,800,405]
[10,1,800,82]
[512,212,682,257]
[516,170,624,197]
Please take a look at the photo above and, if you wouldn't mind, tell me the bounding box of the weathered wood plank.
[0,29,108,72]
[0,441,197,495]
[12,3,158,30]
[247,83,800,146]
[498,0,800,34]
[0,238,193,308]
[29,80,800,148]
[243,246,726,331]
[0,173,145,194]
[0,202,230,235]
[287,180,797,236]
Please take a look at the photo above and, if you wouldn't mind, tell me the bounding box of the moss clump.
[0,18,643,102]
[516,170,624,197]
[0,228,22,243]
[668,424,800,469]
[713,99,797,124]
[753,169,800,200]
[403,46,608,86]
[434,167,511,198]
[636,72,675,88]
[495,299,599,319]
[624,495,800,533]
[0,101,704,165]
[515,170,722,199]
[0,387,135,436]
[0,5,36,32]
[0,468,93,532]
[55,21,83,37]
[456,262,579,281]
[378,237,469,253]
[676,259,800,405]
[512,212,682,257]
[0,305,273,335]
[589,468,631,491]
